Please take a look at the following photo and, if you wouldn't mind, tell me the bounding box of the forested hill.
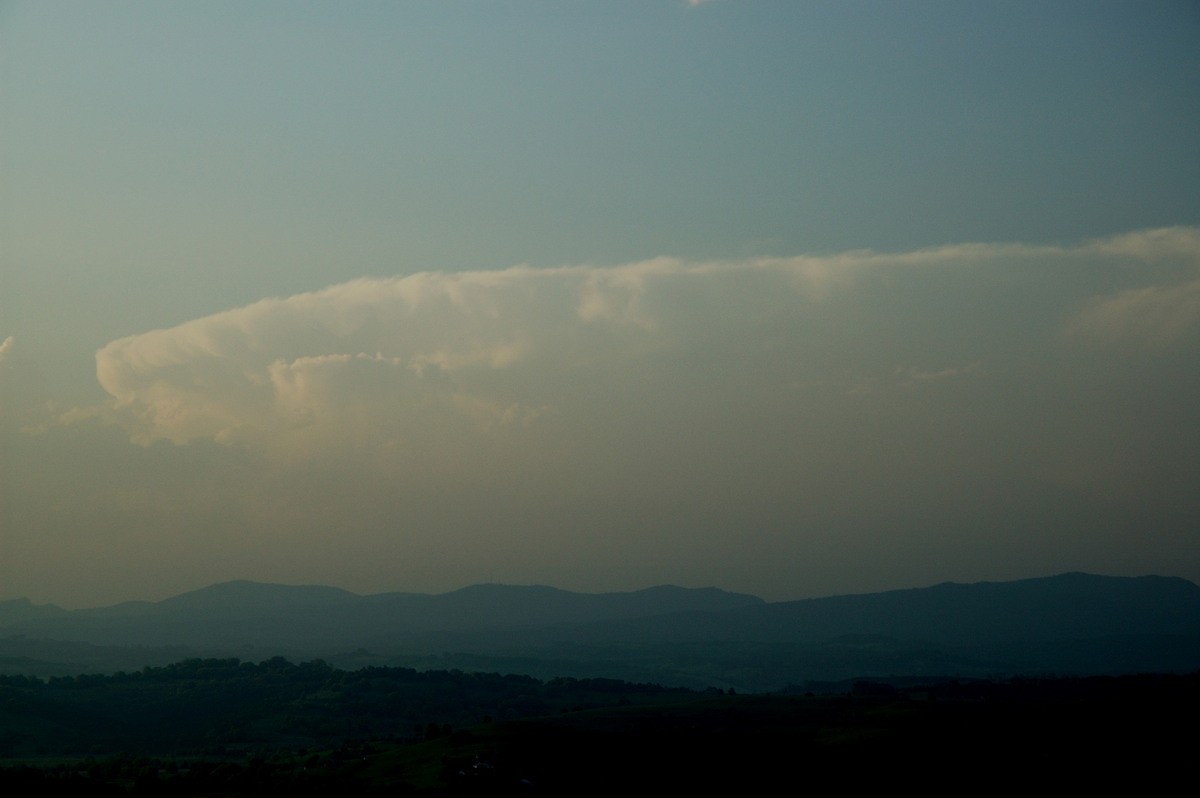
[0,582,764,648]
[2,574,1198,688]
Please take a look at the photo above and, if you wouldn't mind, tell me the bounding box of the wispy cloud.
[1066,278,1200,348]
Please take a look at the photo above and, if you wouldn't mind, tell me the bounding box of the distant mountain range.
[3,573,1198,690]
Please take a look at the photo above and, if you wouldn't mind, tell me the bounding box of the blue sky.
[2,1,1199,607]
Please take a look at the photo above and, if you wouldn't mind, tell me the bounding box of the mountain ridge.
[14,571,1195,616]
[2,573,1197,689]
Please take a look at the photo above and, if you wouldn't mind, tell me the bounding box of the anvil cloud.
[97,230,1200,461]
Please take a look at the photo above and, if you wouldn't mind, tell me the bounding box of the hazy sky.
[2,1,1199,608]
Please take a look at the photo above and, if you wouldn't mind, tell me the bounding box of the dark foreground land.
[0,658,1195,793]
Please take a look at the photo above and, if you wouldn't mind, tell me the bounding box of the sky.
[2,1,1199,609]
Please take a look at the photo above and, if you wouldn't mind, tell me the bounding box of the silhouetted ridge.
[3,574,1197,685]
[156,580,361,611]
[729,572,1200,644]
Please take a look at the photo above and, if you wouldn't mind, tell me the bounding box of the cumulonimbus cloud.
[94,228,1200,458]
[96,258,826,451]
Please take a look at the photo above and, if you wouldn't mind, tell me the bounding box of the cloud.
[895,362,987,387]
[1081,226,1200,262]
[1,227,1192,604]
[1066,277,1200,348]
[93,256,843,453]
[1057,227,1200,348]
[93,229,1200,470]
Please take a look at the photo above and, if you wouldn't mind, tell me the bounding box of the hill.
[2,574,1198,688]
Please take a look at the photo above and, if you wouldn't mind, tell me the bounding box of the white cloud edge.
[1066,277,1200,348]
[80,226,1200,452]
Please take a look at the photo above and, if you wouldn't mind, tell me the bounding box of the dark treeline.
[1,660,1196,793]
[0,657,685,758]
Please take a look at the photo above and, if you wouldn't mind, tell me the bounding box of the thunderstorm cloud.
[95,229,1200,467]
